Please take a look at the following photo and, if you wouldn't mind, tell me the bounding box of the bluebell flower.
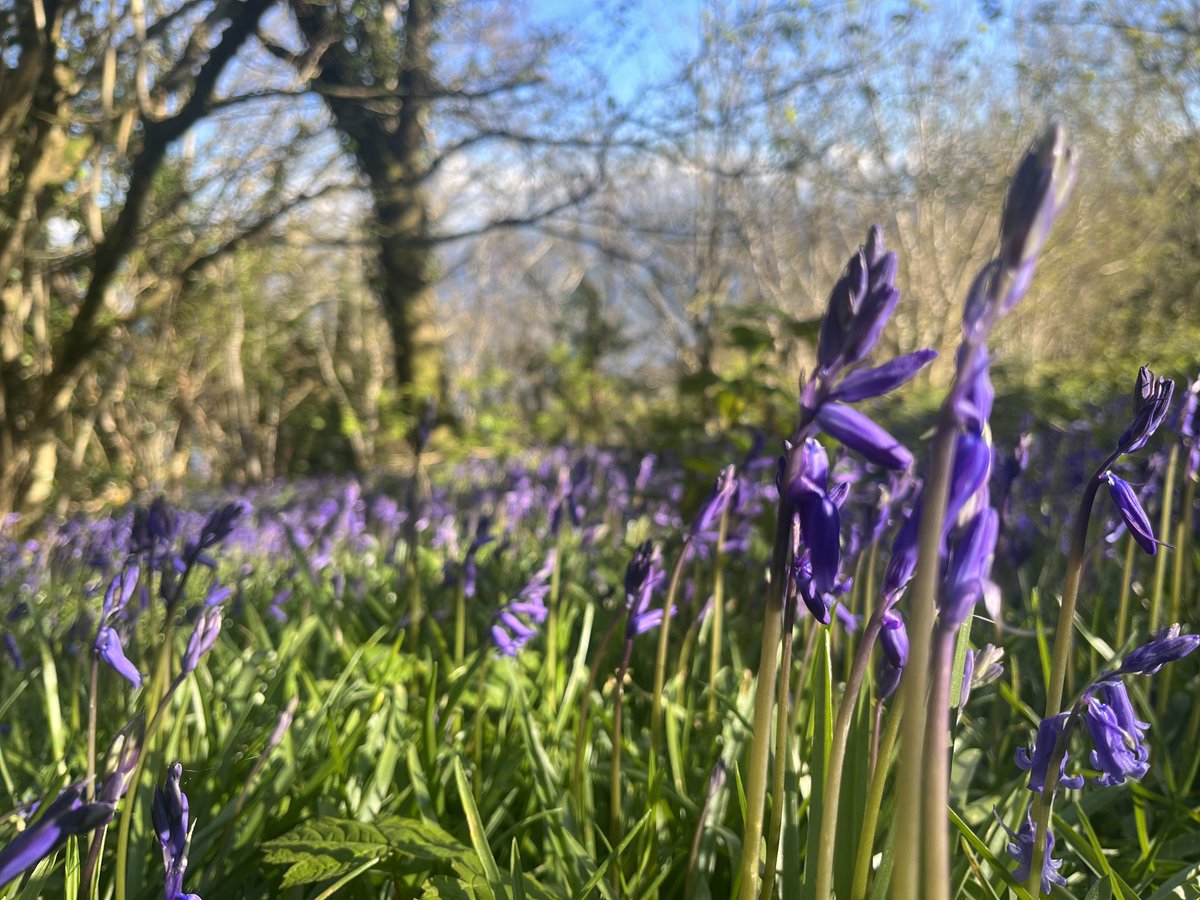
[691,465,738,538]
[1084,682,1149,787]
[624,542,667,638]
[95,626,144,687]
[813,403,913,471]
[783,439,842,597]
[1016,713,1084,793]
[940,507,999,629]
[182,608,222,674]
[996,807,1068,894]
[491,551,556,656]
[0,783,114,888]
[828,349,938,404]
[1115,625,1200,676]
[880,503,920,609]
[152,762,201,900]
[877,612,908,700]
[1117,366,1174,455]
[1102,471,1157,555]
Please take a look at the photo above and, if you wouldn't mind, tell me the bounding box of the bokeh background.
[3,0,1199,518]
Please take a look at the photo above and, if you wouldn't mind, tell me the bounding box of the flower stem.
[851,691,906,900]
[707,506,731,723]
[1044,462,1110,721]
[609,637,634,898]
[890,404,960,900]
[760,596,799,900]
[1149,444,1178,633]
[572,613,622,824]
[734,508,791,900]
[1116,535,1136,647]
[649,535,693,782]
[919,627,956,900]
[813,613,885,898]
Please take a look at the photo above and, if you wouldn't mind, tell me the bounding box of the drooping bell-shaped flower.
[995,807,1068,894]
[152,762,201,900]
[813,403,913,471]
[783,439,841,596]
[1103,471,1157,556]
[1084,681,1150,787]
[1015,713,1084,793]
[95,626,144,688]
[624,541,667,638]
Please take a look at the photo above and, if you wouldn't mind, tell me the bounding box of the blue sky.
[531,0,704,103]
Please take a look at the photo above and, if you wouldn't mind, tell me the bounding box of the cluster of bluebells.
[1010,626,1200,886]
[0,719,140,888]
[491,551,556,656]
[774,226,938,630]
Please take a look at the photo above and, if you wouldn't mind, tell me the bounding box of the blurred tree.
[0,0,322,515]
[283,0,614,419]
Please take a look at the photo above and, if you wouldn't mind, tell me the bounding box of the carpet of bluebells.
[3,127,1200,900]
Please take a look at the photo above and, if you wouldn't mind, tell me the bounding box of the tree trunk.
[291,0,443,411]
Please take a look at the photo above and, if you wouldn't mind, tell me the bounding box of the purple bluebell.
[95,626,144,687]
[940,507,999,629]
[0,783,114,888]
[1084,681,1149,787]
[492,551,556,656]
[813,403,913,471]
[782,439,842,597]
[204,583,233,607]
[965,124,1076,330]
[182,608,222,674]
[624,542,667,638]
[102,566,140,617]
[877,612,908,700]
[942,436,993,548]
[1015,713,1084,793]
[880,501,920,609]
[152,762,201,900]
[828,349,938,404]
[1115,625,1200,676]
[1117,366,1174,455]
[996,807,1068,894]
[1102,471,1157,555]
[691,465,738,538]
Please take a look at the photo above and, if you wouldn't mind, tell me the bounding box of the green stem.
[813,613,885,899]
[734,507,790,900]
[851,692,906,900]
[454,584,466,665]
[572,613,622,824]
[649,535,693,782]
[919,628,956,900]
[707,506,731,723]
[760,596,799,900]
[609,638,634,898]
[1116,535,1136,648]
[890,403,960,900]
[547,532,565,713]
[114,633,178,900]
[1149,444,1178,633]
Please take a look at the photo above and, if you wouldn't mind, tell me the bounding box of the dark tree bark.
[291,0,443,409]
